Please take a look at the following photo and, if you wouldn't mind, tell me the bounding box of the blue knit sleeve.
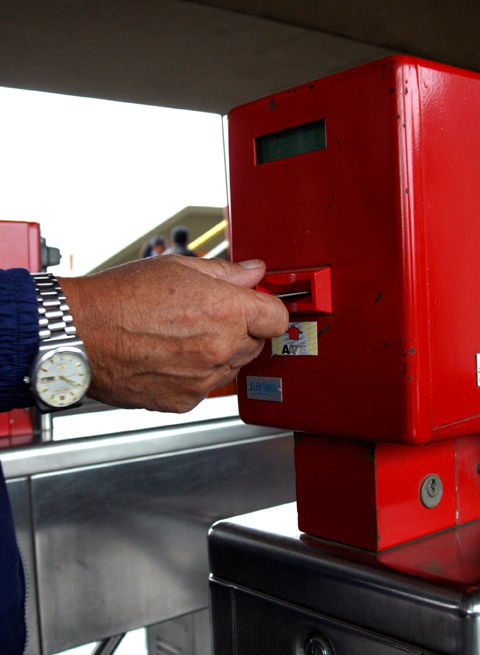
[0,462,26,654]
[0,269,38,412]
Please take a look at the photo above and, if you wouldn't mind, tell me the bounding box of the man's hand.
[59,256,288,413]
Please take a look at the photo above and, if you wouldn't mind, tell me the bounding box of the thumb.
[227,259,266,288]
[181,257,266,289]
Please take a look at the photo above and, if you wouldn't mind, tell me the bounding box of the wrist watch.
[26,273,92,412]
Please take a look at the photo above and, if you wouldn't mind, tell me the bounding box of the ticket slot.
[256,267,332,314]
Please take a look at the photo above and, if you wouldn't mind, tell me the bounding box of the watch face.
[34,347,92,409]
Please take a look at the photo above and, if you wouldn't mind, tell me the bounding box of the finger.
[176,256,266,289]
[245,291,289,339]
[207,357,253,394]
[221,336,265,369]
[209,367,242,392]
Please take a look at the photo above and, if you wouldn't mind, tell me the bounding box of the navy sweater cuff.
[0,269,38,411]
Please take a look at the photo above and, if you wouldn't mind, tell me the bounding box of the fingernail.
[238,259,264,269]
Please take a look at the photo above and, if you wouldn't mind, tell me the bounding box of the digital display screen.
[255,119,326,164]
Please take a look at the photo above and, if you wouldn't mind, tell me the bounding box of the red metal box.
[0,220,41,271]
[0,220,40,444]
[230,55,480,445]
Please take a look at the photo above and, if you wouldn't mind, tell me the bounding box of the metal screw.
[420,474,443,508]
[305,635,334,655]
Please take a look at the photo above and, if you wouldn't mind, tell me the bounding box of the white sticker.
[272,322,318,356]
[476,354,480,386]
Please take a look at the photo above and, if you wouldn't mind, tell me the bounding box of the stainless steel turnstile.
[209,503,480,655]
[4,402,295,654]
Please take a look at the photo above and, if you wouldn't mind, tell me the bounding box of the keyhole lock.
[420,474,443,508]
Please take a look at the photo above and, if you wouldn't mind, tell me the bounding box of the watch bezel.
[31,344,92,411]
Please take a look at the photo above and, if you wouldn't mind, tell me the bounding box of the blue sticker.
[246,376,282,402]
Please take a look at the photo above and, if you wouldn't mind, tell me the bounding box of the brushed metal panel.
[31,432,295,653]
[209,504,480,655]
[1,418,287,479]
[147,609,211,655]
[7,477,41,655]
[232,586,431,655]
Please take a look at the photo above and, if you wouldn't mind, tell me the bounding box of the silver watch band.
[31,273,77,342]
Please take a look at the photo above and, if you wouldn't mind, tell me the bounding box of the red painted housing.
[230,55,480,445]
[295,432,480,550]
[0,220,40,446]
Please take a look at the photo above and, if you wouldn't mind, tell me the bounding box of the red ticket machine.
[229,56,480,549]
[0,220,60,447]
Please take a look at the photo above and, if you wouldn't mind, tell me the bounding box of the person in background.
[163,225,197,257]
[0,254,288,655]
[141,235,166,258]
